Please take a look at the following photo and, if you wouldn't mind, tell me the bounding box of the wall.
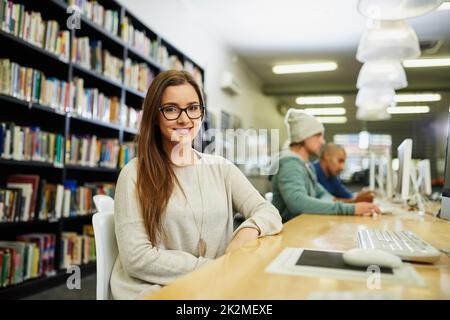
[117,1,286,193]
[118,0,286,140]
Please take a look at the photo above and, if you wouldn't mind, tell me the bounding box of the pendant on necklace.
[198,238,207,257]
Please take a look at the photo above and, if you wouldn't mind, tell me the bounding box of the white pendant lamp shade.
[356,20,420,62]
[356,106,391,121]
[357,60,407,89]
[357,0,443,20]
[356,86,396,109]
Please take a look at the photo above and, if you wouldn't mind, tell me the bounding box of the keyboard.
[357,229,441,263]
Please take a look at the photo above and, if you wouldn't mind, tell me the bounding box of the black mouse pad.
[295,250,394,275]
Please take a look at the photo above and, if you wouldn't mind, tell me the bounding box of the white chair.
[265,192,273,203]
[92,195,117,300]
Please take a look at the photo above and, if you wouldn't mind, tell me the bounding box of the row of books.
[120,16,159,60]
[119,142,137,169]
[39,180,115,221]
[66,134,121,169]
[124,58,154,94]
[158,45,184,71]
[103,50,123,83]
[0,122,65,166]
[72,36,123,83]
[123,105,142,131]
[0,59,71,112]
[0,173,115,223]
[60,226,96,269]
[71,37,103,73]
[72,77,121,124]
[0,0,70,61]
[67,0,119,37]
[0,59,142,129]
[184,61,204,89]
[0,234,56,287]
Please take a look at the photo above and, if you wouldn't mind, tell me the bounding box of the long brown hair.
[136,70,204,244]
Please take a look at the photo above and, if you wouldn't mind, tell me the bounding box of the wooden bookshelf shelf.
[125,87,146,99]
[123,127,138,135]
[79,14,124,48]
[65,164,120,173]
[0,94,30,107]
[69,114,122,131]
[61,214,94,222]
[0,219,60,229]
[0,262,96,300]
[0,29,69,65]
[0,159,64,169]
[0,0,204,299]
[0,94,67,118]
[126,45,165,72]
[72,63,124,90]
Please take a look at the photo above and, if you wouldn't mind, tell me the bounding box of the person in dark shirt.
[313,143,374,203]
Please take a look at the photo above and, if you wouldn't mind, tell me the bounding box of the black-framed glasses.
[159,104,205,120]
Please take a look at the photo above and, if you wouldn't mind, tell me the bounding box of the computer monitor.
[418,159,432,196]
[385,150,394,199]
[369,153,376,191]
[376,155,384,195]
[441,115,450,220]
[396,139,413,201]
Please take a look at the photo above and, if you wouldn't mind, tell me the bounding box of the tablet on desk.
[265,247,425,287]
[296,249,394,275]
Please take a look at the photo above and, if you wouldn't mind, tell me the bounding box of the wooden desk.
[148,213,450,299]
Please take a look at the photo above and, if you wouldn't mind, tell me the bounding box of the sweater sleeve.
[114,163,211,286]
[225,163,283,238]
[277,157,355,217]
[315,179,334,201]
[333,178,354,199]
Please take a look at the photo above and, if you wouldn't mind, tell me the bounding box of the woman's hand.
[225,227,260,254]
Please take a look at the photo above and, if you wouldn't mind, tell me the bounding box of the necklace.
[179,152,206,257]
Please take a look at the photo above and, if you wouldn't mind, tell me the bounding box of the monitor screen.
[396,139,412,200]
[443,115,450,195]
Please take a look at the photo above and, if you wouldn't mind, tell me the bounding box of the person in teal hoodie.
[271,109,380,222]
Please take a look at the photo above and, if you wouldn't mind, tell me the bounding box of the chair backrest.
[265,192,273,203]
[92,195,117,300]
[93,195,114,213]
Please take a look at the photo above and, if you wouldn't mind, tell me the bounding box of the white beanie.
[284,108,325,144]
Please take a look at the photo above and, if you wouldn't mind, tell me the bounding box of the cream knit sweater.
[110,152,283,299]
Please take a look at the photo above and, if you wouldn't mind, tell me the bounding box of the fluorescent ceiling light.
[302,108,346,115]
[316,116,347,124]
[438,2,450,10]
[387,106,430,114]
[403,58,450,68]
[296,95,344,105]
[272,62,338,74]
[394,93,441,102]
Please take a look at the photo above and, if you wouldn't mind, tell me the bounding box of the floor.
[23,274,97,300]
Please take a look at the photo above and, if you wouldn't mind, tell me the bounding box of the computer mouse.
[343,248,402,268]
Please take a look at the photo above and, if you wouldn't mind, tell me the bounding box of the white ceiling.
[185,0,450,100]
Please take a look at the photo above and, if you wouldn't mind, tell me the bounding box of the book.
[0,121,64,166]
[7,174,39,221]
[6,182,32,222]
[0,241,25,285]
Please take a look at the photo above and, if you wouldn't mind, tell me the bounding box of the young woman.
[110,70,283,299]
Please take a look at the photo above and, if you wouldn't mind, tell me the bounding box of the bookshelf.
[0,0,205,299]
